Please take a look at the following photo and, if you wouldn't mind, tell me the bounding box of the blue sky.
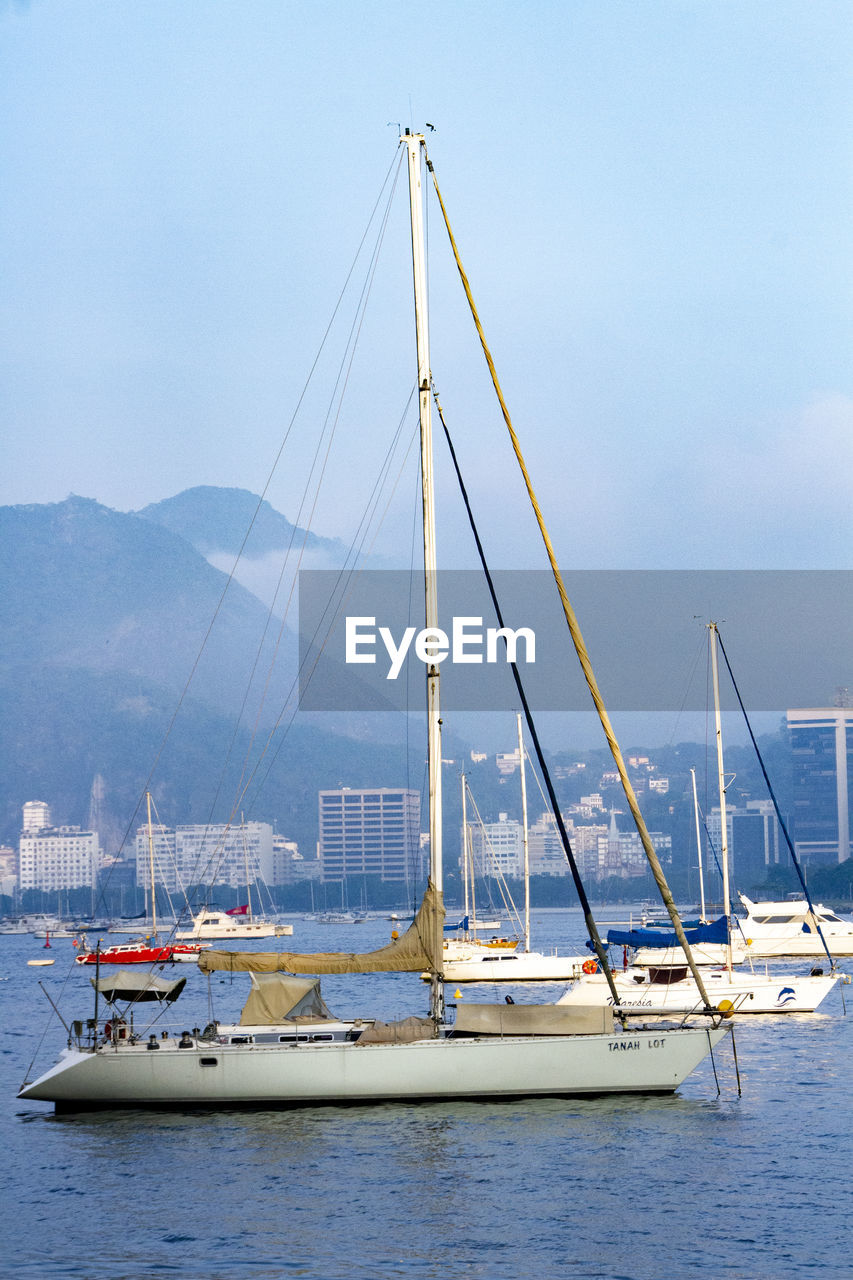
[2,0,851,578]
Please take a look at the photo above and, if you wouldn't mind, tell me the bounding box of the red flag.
[226,904,249,916]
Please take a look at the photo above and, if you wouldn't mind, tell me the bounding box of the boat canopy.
[602,915,729,951]
[89,970,187,1004]
[239,974,334,1025]
[198,882,443,976]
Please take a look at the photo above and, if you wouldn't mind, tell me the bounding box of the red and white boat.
[74,938,208,966]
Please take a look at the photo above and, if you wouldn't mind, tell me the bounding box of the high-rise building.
[135,821,274,891]
[19,802,100,891]
[788,705,853,865]
[706,800,785,886]
[319,788,421,884]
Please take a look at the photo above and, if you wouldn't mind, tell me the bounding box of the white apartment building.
[467,812,523,878]
[526,813,570,877]
[19,824,100,891]
[135,821,274,891]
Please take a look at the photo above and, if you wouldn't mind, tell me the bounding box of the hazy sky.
[2,0,851,576]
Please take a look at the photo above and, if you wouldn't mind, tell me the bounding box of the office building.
[788,705,853,864]
[319,788,421,884]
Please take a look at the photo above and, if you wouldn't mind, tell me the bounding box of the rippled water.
[2,912,851,1279]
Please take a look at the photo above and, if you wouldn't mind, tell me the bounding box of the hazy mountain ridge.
[0,491,412,850]
[137,485,349,560]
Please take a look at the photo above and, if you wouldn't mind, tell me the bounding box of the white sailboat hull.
[19,1024,729,1110]
[558,968,841,1014]
[438,951,587,983]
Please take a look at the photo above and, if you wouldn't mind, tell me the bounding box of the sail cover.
[198,882,443,975]
[603,915,729,950]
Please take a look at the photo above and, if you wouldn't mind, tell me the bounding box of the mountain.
[137,485,349,560]
[0,494,412,852]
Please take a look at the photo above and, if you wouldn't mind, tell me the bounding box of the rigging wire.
[426,147,713,1011]
[431,383,623,1008]
[715,626,836,970]
[91,148,406,913]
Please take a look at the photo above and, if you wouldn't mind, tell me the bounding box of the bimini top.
[89,970,187,1004]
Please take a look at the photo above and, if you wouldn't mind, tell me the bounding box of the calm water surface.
[2,911,850,1280]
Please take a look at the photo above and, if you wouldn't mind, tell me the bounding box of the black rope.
[434,390,620,1003]
[715,628,835,969]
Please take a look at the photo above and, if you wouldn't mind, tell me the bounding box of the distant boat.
[738,895,853,958]
[176,909,293,940]
[27,958,55,967]
[559,624,843,1015]
[439,736,587,984]
[74,938,208,966]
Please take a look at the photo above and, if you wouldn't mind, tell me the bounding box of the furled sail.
[198,882,443,975]
[603,916,730,951]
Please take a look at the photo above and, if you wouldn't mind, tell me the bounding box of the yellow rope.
[427,154,712,1010]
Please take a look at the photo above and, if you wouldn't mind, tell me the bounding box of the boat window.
[228,1035,253,1045]
[199,1057,219,1067]
[278,1034,297,1043]
[824,913,842,923]
[310,1033,335,1042]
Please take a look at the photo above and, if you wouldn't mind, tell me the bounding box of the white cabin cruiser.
[738,895,853,958]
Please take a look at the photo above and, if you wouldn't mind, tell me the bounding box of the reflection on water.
[2,917,851,1279]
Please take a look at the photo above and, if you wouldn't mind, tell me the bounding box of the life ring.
[582,959,598,975]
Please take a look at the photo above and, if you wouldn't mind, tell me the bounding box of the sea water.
[2,910,851,1280]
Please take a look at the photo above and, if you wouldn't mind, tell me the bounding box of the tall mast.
[690,767,707,923]
[461,773,470,930]
[241,814,253,922]
[517,713,531,952]
[145,790,157,940]
[403,130,444,1018]
[709,623,733,973]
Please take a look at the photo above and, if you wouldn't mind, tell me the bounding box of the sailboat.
[628,771,746,967]
[438,718,588,984]
[18,131,730,1110]
[558,623,843,1015]
[75,794,208,966]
